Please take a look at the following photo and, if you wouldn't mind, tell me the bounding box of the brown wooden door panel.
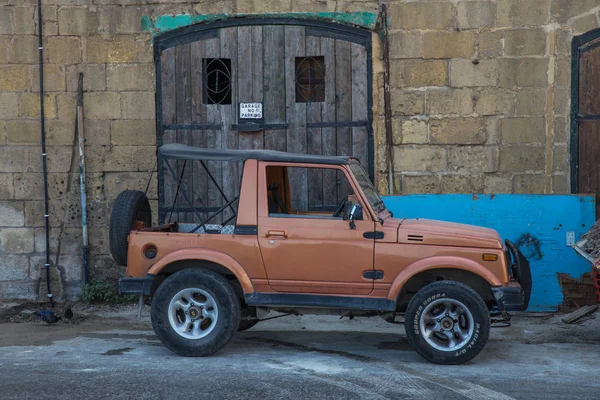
[306,35,324,209]
[220,27,239,224]
[578,39,600,217]
[351,42,370,168]
[321,36,337,208]
[203,38,224,224]
[579,42,600,116]
[160,47,178,221]
[335,39,353,202]
[237,25,264,150]
[263,26,286,152]
[190,40,208,219]
[578,120,600,197]
[285,26,309,212]
[175,43,193,222]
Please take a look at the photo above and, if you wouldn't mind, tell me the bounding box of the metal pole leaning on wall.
[379,4,395,194]
[77,73,89,285]
[37,0,54,307]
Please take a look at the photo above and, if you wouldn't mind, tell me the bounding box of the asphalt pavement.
[0,309,598,400]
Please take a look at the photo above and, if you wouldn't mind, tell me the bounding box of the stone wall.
[0,0,599,301]
[375,0,600,195]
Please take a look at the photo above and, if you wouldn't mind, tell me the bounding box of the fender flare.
[147,248,254,294]
[386,256,503,301]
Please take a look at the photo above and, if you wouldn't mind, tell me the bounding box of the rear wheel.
[151,269,240,357]
[405,280,490,365]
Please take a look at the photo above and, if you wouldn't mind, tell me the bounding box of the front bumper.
[118,275,154,295]
[492,240,533,311]
[492,283,526,311]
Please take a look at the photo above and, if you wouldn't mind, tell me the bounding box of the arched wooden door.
[154,19,373,224]
[573,29,600,217]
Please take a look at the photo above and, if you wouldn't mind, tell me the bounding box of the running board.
[245,293,397,312]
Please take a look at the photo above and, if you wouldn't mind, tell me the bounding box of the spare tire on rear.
[109,190,152,266]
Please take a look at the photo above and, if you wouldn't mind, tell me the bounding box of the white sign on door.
[239,103,263,119]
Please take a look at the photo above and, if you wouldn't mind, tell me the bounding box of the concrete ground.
[0,304,598,400]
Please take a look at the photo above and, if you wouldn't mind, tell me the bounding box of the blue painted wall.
[382,194,596,312]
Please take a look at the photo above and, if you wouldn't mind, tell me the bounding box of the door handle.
[266,230,287,238]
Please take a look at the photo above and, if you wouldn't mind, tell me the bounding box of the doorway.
[572,28,600,217]
[154,18,373,224]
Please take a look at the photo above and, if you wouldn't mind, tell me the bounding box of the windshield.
[349,163,386,214]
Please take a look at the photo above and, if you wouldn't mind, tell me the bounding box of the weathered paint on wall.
[141,12,379,36]
[383,194,596,312]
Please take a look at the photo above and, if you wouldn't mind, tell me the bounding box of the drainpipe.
[379,4,395,194]
[37,0,54,307]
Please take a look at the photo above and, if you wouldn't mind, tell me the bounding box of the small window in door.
[295,56,325,103]
[202,58,232,105]
[266,165,361,220]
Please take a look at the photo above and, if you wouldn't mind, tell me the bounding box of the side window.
[266,165,362,220]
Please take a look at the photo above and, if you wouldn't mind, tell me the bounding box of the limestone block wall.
[0,0,599,301]
[374,0,600,195]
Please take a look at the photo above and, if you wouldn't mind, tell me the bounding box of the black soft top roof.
[158,143,352,165]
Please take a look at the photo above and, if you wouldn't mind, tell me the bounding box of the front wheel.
[405,280,490,365]
[151,269,240,357]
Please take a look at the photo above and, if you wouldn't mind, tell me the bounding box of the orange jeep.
[110,144,531,365]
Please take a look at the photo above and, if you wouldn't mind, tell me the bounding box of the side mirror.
[350,203,363,221]
[348,203,363,230]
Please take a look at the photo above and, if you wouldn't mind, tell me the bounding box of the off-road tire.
[405,280,490,365]
[109,190,152,266]
[151,269,240,357]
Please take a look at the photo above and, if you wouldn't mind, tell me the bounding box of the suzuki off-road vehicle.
[110,144,532,365]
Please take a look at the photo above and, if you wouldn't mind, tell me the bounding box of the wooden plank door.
[280,27,371,212]
[159,31,237,224]
[156,21,372,224]
[577,37,600,217]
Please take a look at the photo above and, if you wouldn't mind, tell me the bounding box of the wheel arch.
[147,248,254,297]
[387,256,503,309]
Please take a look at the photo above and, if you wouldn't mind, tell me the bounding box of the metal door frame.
[153,17,374,223]
[570,27,600,192]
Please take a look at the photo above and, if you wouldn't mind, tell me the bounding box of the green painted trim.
[141,12,378,36]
